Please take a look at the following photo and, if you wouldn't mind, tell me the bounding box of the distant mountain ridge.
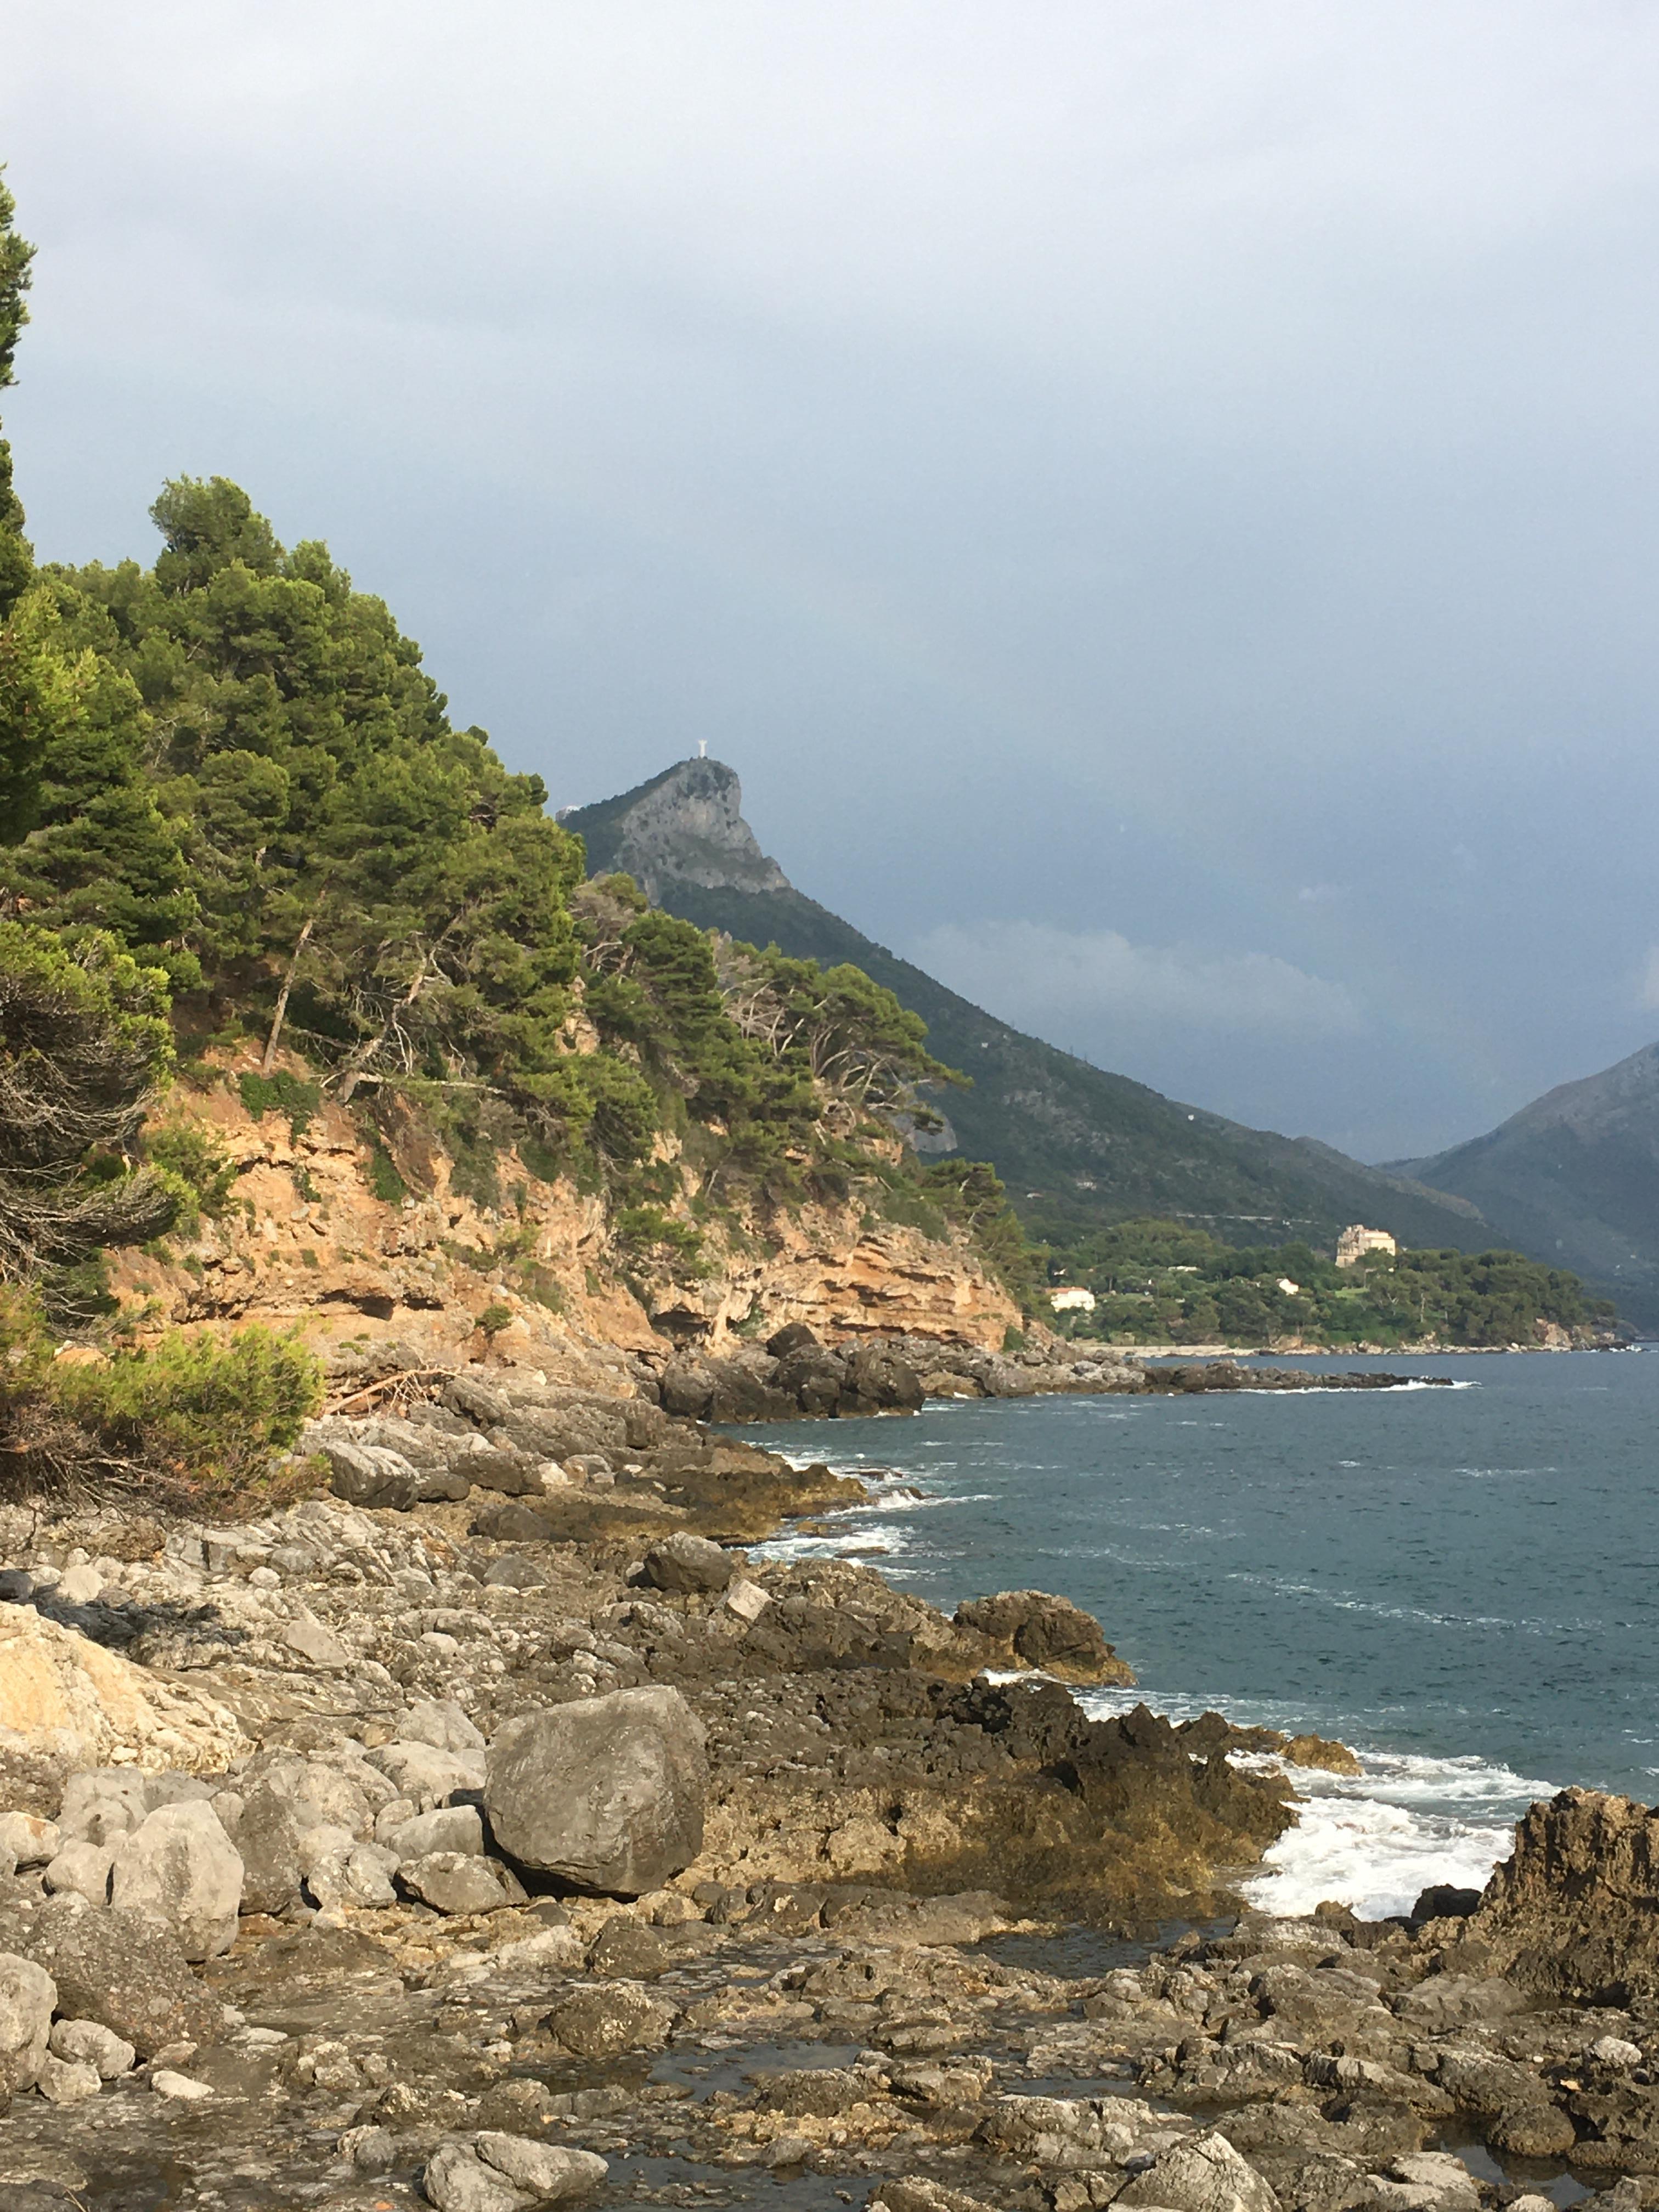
[1397,1042,1659,1331]
[563,759,1494,1257]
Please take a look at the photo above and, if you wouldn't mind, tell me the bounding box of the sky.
[5,2,1659,1160]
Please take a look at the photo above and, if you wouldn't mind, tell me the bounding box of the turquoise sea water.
[741,1350,1659,1916]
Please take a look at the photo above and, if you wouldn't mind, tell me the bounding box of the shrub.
[145,1119,237,1233]
[52,1324,323,1493]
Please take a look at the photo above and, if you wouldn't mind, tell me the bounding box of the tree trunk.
[261,912,318,1075]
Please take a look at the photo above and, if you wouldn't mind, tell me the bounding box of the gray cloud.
[4,2,1657,1158]
[913,919,1363,1040]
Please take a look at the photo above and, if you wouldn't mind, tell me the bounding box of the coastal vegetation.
[0,177,1039,1377]
[1052,1215,1615,1348]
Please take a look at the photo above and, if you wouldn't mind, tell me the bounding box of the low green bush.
[52,1324,323,1493]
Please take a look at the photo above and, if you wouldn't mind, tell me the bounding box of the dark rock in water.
[639,1531,735,1595]
[0,1896,223,2058]
[485,1684,707,1897]
[1411,1882,1481,1922]
[839,1345,924,1415]
[953,1588,1135,1685]
[586,1917,673,1979]
[545,1980,674,2058]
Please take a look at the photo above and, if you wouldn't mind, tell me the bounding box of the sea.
[739,1349,1659,1920]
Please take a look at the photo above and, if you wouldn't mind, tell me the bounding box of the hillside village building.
[1335,1224,1397,1268]
[1049,1287,1097,1313]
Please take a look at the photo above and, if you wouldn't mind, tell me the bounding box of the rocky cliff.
[119,1046,1019,1375]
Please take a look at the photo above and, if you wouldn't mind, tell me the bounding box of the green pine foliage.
[0,175,1040,1314]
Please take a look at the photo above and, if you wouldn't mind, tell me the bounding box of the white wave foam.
[754,1519,913,1563]
[1244,1784,1516,1919]
[1076,1685,1554,1919]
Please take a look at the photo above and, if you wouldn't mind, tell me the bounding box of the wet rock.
[952,1589,1135,1685]
[109,1800,244,1961]
[339,2124,398,2172]
[0,1896,223,2058]
[545,1982,676,2058]
[475,2137,608,2202]
[586,1918,672,1979]
[0,1953,54,2092]
[1410,1884,1481,1922]
[839,1345,924,1415]
[1118,2130,1281,2212]
[400,1851,527,1915]
[485,1684,707,1897]
[1486,2101,1577,2158]
[1282,1734,1362,1776]
[639,1532,735,1595]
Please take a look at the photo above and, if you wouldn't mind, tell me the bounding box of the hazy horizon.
[7,3,1659,1160]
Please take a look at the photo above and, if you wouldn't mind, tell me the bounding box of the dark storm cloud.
[5,2,1658,1156]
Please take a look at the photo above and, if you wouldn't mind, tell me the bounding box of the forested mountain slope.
[563,759,1493,1256]
[1398,1042,1659,1331]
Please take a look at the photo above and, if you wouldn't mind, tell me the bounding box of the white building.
[1049,1286,1097,1313]
[1335,1224,1397,1268]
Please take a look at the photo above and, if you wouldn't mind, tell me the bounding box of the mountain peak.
[560,757,791,903]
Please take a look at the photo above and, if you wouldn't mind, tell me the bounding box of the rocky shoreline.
[0,1344,1645,2212]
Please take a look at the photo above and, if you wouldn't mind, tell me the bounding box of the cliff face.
[121,1049,1018,1372]
[561,758,788,903]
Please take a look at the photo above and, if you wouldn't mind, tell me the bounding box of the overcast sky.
[5,2,1658,1160]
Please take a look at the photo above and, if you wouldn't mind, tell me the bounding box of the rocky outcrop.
[1470,1787,1659,1999]
[0,1601,249,1774]
[952,1590,1136,1686]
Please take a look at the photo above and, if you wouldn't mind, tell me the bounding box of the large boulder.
[0,1952,54,2092]
[1116,2129,1281,2212]
[400,1852,526,1916]
[639,1532,735,1595]
[953,1588,1136,1685]
[485,1685,707,1898]
[0,1895,223,2057]
[110,1800,244,1961]
[0,1604,248,1771]
[839,1346,924,1415]
[315,1435,421,1510]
